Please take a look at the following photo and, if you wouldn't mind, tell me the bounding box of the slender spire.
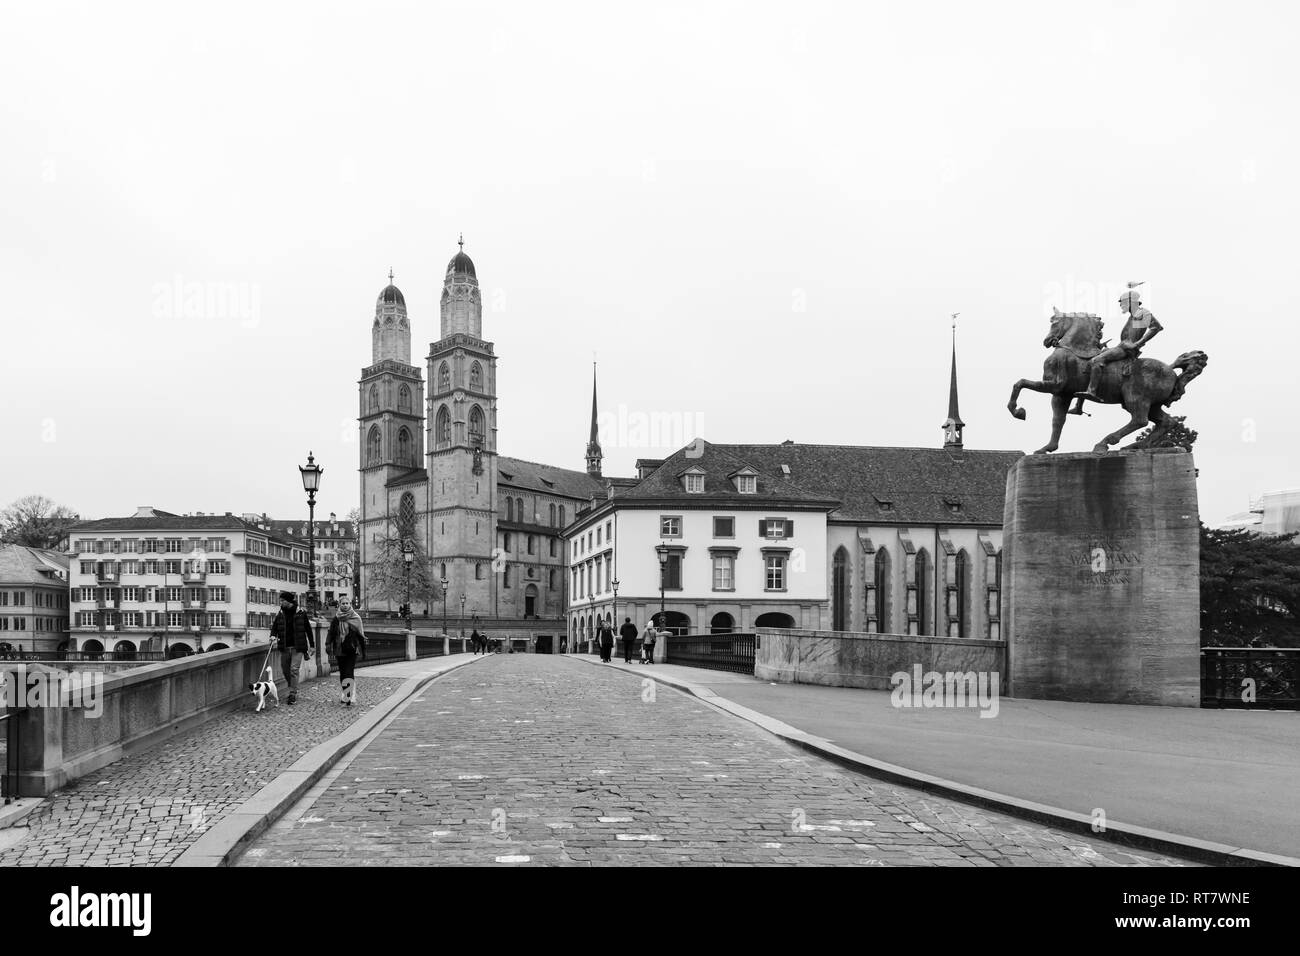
[458,233,464,251]
[586,361,603,477]
[943,314,964,450]
[388,267,394,282]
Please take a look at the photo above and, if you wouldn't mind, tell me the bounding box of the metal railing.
[347,632,459,669]
[664,632,757,675]
[1202,647,1299,710]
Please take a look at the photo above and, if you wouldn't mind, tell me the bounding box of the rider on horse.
[1074,281,1163,403]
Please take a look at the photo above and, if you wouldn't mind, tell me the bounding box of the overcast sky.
[2,0,1296,527]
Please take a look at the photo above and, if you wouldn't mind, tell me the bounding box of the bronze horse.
[1008,308,1207,454]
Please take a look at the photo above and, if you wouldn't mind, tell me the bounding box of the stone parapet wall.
[6,645,277,796]
[754,626,1004,690]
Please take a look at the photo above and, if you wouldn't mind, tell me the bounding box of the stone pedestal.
[1003,448,1200,706]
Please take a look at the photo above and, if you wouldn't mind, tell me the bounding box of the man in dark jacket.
[619,617,638,664]
[270,591,315,704]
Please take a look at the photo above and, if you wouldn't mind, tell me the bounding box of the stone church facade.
[358,242,605,620]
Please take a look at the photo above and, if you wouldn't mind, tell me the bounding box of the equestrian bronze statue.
[1007,284,1207,454]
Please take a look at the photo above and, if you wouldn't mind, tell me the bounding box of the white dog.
[249,668,279,712]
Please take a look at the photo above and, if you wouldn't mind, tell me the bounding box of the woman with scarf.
[327,599,367,706]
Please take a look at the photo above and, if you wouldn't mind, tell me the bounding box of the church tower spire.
[942,313,964,450]
[586,361,603,477]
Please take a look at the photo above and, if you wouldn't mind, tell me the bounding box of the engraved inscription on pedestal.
[1003,448,1200,706]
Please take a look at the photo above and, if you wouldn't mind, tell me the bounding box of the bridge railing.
[664,633,757,675]
[1201,647,1299,710]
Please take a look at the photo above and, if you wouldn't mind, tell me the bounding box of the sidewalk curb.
[0,798,41,830]
[566,656,1298,868]
[173,655,482,867]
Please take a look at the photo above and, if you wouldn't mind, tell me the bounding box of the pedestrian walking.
[642,621,658,664]
[327,599,367,706]
[619,617,638,664]
[470,627,482,655]
[598,619,614,662]
[269,591,316,704]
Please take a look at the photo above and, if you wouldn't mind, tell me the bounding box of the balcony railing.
[96,570,119,583]
[183,571,207,583]
[182,598,207,609]
[95,599,120,610]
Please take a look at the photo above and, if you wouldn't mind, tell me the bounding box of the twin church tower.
[358,240,607,620]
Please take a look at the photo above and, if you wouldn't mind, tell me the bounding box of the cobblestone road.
[239,657,1192,866]
[0,675,400,867]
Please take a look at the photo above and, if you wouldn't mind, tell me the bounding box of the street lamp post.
[440,576,449,637]
[299,452,323,671]
[611,577,619,658]
[402,547,413,630]
[655,542,670,631]
[459,593,466,642]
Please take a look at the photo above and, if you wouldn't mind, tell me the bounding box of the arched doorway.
[167,643,193,659]
[56,640,70,660]
[81,639,104,660]
[657,611,690,635]
[832,546,850,630]
[524,584,539,618]
[113,640,137,661]
[754,612,796,629]
[709,612,734,634]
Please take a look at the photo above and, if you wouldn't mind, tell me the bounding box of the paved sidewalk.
[0,662,446,866]
[587,658,1300,860]
[237,655,1190,866]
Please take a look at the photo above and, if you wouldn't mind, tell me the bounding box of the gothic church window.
[438,362,450,392]
[470,362,482,390]
[397,428,412,466]
[366,426,382,465]
[874,548,891,633]
[398,385,411,414]
[399,493,416,538]
[469,405,485,446]
[915,549,929,636]
[435,406,451,446]
[506,499,513,522]
[369,386,379,415]
[832,546,849,631]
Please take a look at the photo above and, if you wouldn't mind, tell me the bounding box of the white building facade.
[566,442,839,644]
[66,507,312,658]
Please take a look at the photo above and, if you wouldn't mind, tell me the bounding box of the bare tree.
[0,495,81,549]
[365,532,443,613]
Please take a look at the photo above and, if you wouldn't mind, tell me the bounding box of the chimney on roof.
[225,512,232,516]
[133,506,156,518]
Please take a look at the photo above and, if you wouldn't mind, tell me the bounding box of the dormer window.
[686,473,704,493]
[729,466,758,494]
[945,497,962,515]
[874,495,894,513]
